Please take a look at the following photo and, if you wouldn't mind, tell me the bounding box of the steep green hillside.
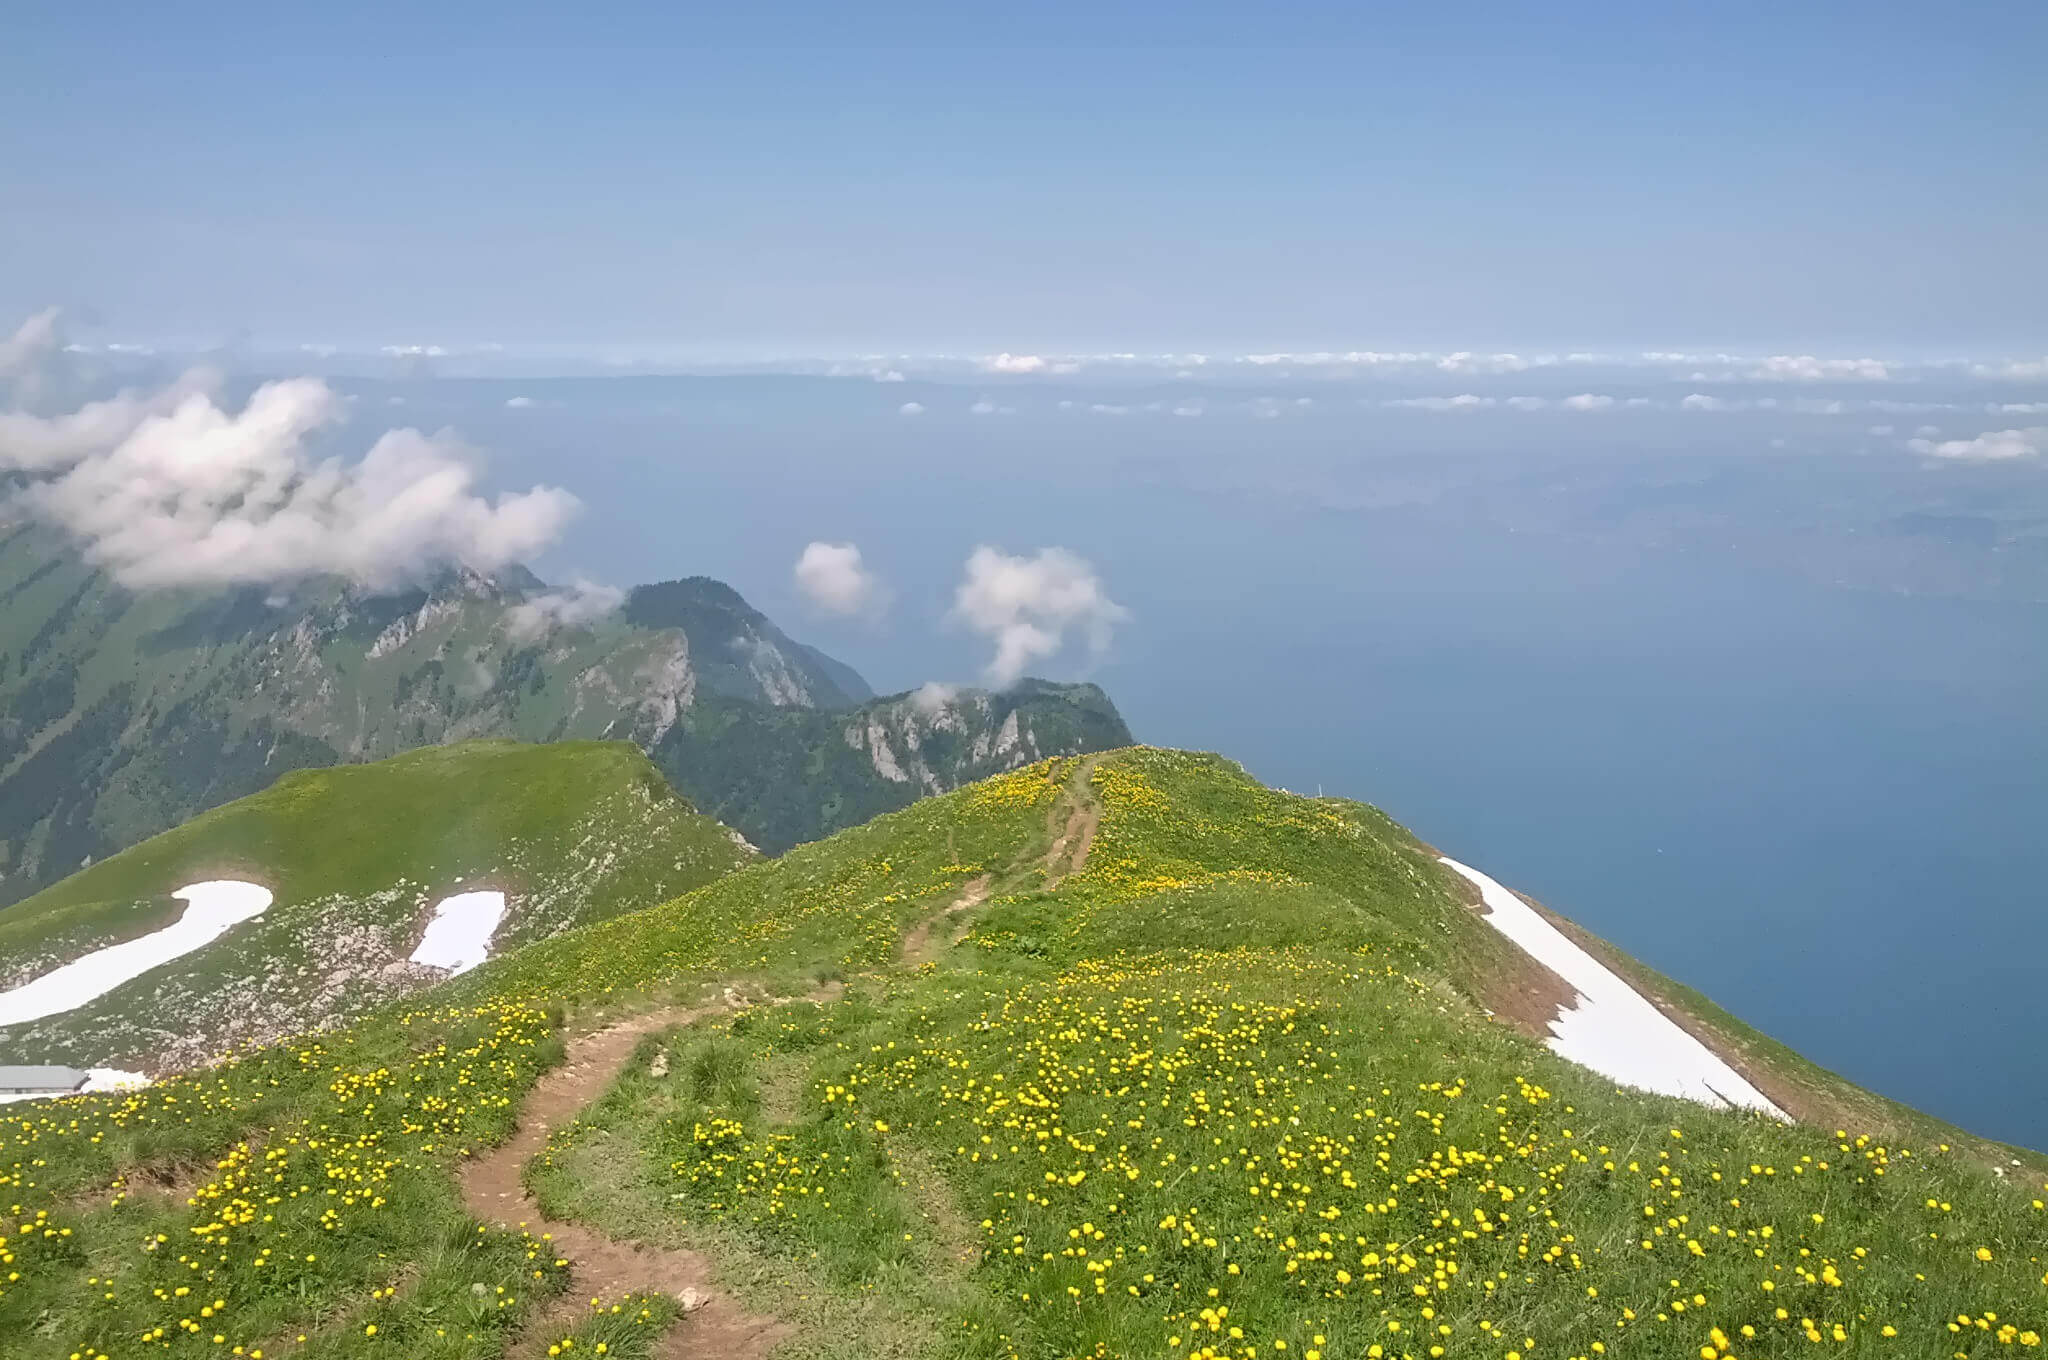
[0,520,1130,902]
[0,740,753,1069]
[1,750,2039,1360]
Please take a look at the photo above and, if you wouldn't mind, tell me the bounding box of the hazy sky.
[6,2,2044,354]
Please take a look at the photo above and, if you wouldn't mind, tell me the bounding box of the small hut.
[0,1065,89,1098]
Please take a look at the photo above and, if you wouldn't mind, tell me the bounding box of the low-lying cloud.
[1906,427,2044,461]
[793,540,885,616]
[505,578,624,641]
[0,328,579,592]
[952,545,1127,688]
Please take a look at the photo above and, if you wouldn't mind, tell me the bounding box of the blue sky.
[5,1,2044,353]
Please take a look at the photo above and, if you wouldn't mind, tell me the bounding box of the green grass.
[518,750,2048,1359]
[0,739,753,1067]
[2,748,2042,1359]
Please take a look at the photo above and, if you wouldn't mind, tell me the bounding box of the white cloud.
[1088,403,1131,415]
[968,399,1016,416]
[505,395,535,409]
[1437,352,1532,375]
[898,401,926,416]
[980,353,1047,374]
[0,308,61,379]
[1561,393,1615,411]
[505,578,624,641]
[909,681,957,715]
[1504,396,1548,411]
[952,545,1128,688]
[793,540,884,616]
[380,344,450,358]
[0,369,578,591]
[1171,403,1205,417]
[1971,357,2048,380]
[1906,427,2044,461]
[1386,394,1494,411]
[1992,402,2048,414]
[1749,355,1891,382]
[875,369,906,383]
[1679,393,1733,411]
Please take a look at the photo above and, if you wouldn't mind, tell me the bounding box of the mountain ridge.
[0,522,1130,902]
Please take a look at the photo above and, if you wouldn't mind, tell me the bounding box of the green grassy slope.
[0,739,754,1068]
[0,749,2040,1360]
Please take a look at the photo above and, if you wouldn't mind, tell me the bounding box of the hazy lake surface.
[383,374,2048,1149]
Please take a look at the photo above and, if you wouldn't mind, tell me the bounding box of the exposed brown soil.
[460,999,792,1360]
[1042,757,1103,889]
[901,874,993,964]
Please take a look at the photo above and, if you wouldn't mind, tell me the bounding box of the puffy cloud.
[980,353,1047,374]
[1749,355,1891,382]
[1993,402,2048,414]
[898,401,926,416]
[1560,393,1615,411]
[505,395,535,409]
[1680,393,1733,411]
[875,369,906,383]
[1386,394,1494,411]
[952,545,1128,688]
[1906,427,2044,461]
[0,368,218,470]
[1504,396,1548,411]
[794,540,884,616]
[0,366,578,591]
[505,578,624,641]
[968,399,1016,416]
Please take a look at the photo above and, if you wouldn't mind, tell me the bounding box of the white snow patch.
[0,881,274,1027]
[84,1067,150,1093]
[409,890,507,974]
[1438,857,1787,1119]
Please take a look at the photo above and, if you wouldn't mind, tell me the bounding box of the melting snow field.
[0,880,274,1027]
[409,890,507,974]
[1438,857,1788,1119]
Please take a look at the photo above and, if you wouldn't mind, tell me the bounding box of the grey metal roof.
[0,1065,89,1091]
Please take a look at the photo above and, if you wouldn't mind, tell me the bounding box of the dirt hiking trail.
[901,873,993,964]
[461,990,832,1360]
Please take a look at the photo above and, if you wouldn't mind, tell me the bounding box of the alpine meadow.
[4,7,2046,1359]
[1,751,2040,1360]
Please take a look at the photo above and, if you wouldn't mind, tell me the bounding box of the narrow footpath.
[458,999,793,1360]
